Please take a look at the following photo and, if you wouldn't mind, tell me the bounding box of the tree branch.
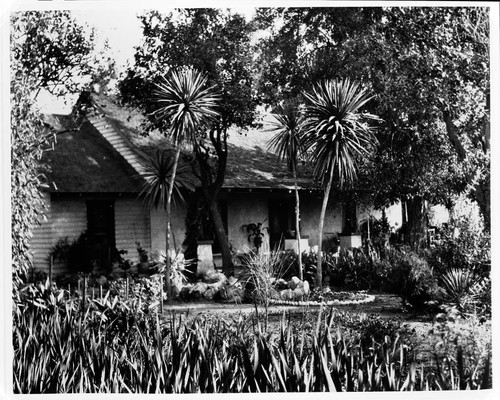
[441,106,467,161]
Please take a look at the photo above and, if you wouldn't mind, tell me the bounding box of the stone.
[191,282,208,298]
[293,287,305,300]
[228,276,238,286]
[204,288,216,300]
[280,289,293,301]
[203,271,227,284]
[302,280,310,295]
[288,276,301,290]
[274,279,288,291]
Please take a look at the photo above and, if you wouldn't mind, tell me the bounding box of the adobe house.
[31,93,402,277]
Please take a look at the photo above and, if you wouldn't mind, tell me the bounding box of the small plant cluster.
[13,283,491,393]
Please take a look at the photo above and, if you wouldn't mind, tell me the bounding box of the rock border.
[268,293,376,307]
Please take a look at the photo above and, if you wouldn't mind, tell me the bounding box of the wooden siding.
[114,197,151,264]
[31,194,87,276]
[87,115,146,175]
[30,195,151,276]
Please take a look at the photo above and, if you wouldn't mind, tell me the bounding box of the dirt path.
[164,294,433,348]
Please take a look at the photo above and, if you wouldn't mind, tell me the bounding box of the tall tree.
[253,7,490,243]
[151,68,220,300]
[120,9,259,274]
[10,11,106,288]
[301,79,379,289]
[267,99,305,278]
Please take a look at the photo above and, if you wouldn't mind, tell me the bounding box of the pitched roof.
[41,120,141,193]
[42,93,318,193]
[91,93,318,191]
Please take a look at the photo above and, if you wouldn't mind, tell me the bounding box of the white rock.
[289,276,301,289]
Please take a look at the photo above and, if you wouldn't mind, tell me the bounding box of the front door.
[86,200,115,271]
[268,198,294,250]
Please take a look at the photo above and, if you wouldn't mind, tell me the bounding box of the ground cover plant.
[13,279,491,393]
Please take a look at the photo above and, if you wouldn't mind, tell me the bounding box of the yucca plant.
[301,78,379,289]
[268,99,305,279]
[149,67,220,301]
[440,268,479,313]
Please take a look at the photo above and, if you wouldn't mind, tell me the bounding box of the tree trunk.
[165,147,181,302]
[405,196,428,249]
[292,163,303,280]
[209,198,233,275]
[474,174,490,232]
[316,165,335,290]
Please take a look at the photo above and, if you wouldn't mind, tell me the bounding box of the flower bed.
[269,290,375,307]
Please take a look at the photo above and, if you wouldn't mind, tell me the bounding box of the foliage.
[10,10,110,289]
[334,248,389,291]
[267,98,305,277]
[424,205,490,279]
[359,212,392,254]
[439,269,479,314]
[13,285,491,392]
[49,231,100,273]
[239,246,291,307]
[139,149,196,209]
[430,306,492,389]
[152,67,221,144]
[299,78,379,289]
[241,222,268,252]
[280,249,337,287]
[384,248,444,310]
[253,7,490,237]
[301,78,380,187]
[119,9,260,274]
[109,275,166,310]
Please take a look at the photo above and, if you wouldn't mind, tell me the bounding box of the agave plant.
[301,78,379,289]
[440,268,479,313]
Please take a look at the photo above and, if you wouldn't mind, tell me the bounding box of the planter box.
[284,238,309,254]
[197,241,214,276]
[339,234,362,249]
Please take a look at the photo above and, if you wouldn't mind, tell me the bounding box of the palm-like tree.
[139,149,196,210]
[268,99,305,279]
[151,68,220,301]
[301,78,379,289]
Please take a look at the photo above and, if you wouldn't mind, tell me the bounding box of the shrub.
[13,286,491,393]
[440,268,479,314]
[334,248,389,291]
[384,248,444,310]
[239,247,291,306]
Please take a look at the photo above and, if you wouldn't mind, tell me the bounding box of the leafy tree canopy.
[253,7,490,229]
[11,10,112,284]
[120,8,259,132]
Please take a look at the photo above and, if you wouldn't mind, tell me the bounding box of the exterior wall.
[299,193,343,250]
[30,194,151,276]
[31,193,87,276]
[226,191,345,254]
[149,203,187,259]
[114,197,151,263]
[227,193,269,253]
